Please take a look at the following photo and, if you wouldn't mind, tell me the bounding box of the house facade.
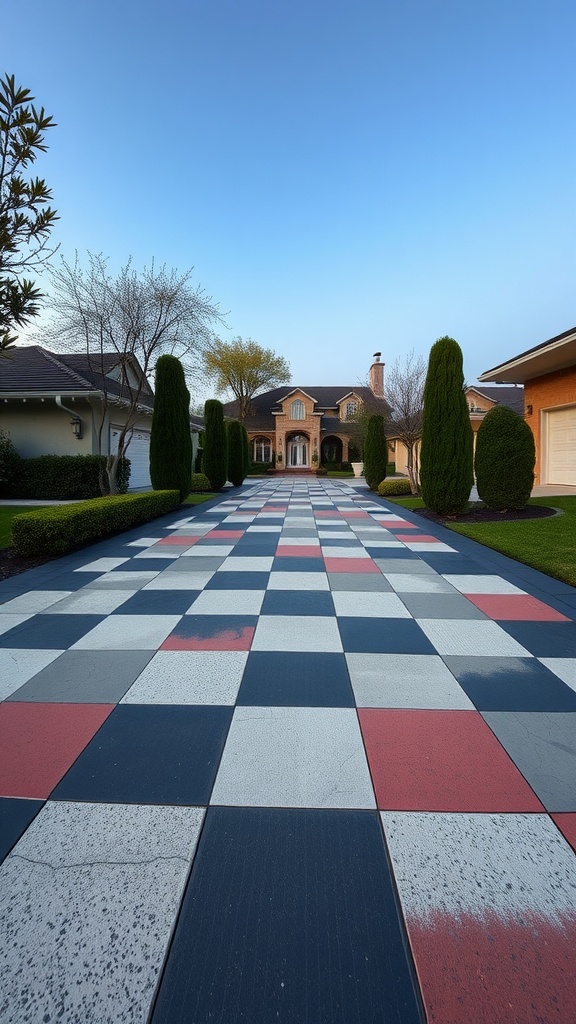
[0,345,201,489]
[479,327,576,486]
[223,354,389,470]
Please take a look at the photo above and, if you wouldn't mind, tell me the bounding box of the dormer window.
[290,399,305,420]
[345,401,358,419]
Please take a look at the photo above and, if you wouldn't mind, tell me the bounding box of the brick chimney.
[369,352,384,398]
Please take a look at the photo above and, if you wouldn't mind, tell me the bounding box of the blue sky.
[3,0,575,394]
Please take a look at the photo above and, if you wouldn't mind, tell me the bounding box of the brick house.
[223,354,390,471]
[479,326,576,486]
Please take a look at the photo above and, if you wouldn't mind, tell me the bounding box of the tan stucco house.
[0,345,201,488]
[479,326,576,486]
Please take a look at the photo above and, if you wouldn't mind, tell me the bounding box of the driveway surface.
[1,478,576,1023]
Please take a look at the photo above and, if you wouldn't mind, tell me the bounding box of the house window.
[345,401,358,419]
[252,436,272,463]
[290,400,305,420]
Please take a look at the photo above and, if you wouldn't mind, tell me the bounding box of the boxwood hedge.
[12,491,180,557]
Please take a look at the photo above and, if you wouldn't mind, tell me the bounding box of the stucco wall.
[524,366,576,484]
[2,401,94,457]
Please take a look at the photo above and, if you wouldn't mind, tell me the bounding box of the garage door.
[111,426,151,489]
[547,407,576,485]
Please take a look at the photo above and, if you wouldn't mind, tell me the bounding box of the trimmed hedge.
[420,336,473,514]
[12,491,180,557]
[9,454,130,499]
[189,473,212,492]
[150,355,192,501]
[475,405,535,510]
[364,415,388,490]
[377,478,413,496]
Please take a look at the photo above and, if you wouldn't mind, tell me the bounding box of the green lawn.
[326,471,354,478]
[183,493,217,505]
[0,506,46,548]
[388,495,576,587]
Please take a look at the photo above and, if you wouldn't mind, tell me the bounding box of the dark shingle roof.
[470,385,525,415]
[223,385,389,430]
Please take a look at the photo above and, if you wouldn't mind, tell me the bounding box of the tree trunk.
[406,443,420,494]
[106,453,120,495]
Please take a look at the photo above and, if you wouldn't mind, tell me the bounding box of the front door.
[288,438,308,466]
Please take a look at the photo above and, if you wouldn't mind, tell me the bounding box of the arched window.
[252,436,272,463]
[290,399,305,420]
[345,401,358,419]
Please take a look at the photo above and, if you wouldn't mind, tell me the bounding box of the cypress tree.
[364,414,388,490]
[149,355,192,501]
[420,337,474,514]
[202,399,227,490]
[475,405,535,510]
[240,424,251,478]
[227,419,246,486]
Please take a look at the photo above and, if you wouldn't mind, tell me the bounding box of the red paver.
[158,535,201,546]
[465,594,570,621]
[161,627,255,651]
[315,510,343,518]
[276,545,322,557]
[359,709,544,811]
[206,530,245,539]
[382,521,418,529]
[394,534,441,543]
[0,702,114,799]
[551,814,576,852]
[324,557,381,573]
[341,511,370,518]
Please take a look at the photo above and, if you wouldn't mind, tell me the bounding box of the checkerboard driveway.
[1,478,576,1024]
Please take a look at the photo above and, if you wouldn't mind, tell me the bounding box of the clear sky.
[3,0,575,394]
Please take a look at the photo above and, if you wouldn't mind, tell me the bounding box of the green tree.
[202,399,227,490]
[203,336,290,420]
[149,355,192,501]
[475,405,535,511]
[0,73,58,351]
[227,419,246,486]
[420,336,473,514]
[363,414,388,490]
[242,423,251,477]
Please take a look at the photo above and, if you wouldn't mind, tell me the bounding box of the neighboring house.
[479,326,576,486]
[388,384,524,476]
[0,345,202,489]
[223,354,390,470]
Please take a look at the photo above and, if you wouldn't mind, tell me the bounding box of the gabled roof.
[0,344,154,411]
[223,385,389,430]
[467,385,525,416]
[479,327,576,383]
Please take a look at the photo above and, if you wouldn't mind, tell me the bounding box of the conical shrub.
[364,414,388,490]
[475,405,535,510]
[420,336,473,514]
[149,355,192,501]
[202,399,227,490]
[227,419,246,486]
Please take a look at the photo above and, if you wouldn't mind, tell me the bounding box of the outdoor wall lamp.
[70,416,83,439]
[526,404,533,416]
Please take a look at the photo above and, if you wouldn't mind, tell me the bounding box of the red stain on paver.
[0,703,114,799]
[359,709,543,812]
[158,535,200,546]
[341,511,370,518]
[382,521,417,528]
[161,627,255,651]
[551,814,576,852]
[394,534,440,543]
[207,530,244,539]
[465,594,570,621]
[276,545,321,557]
[407,910,576,1024]
[324,557,381,573]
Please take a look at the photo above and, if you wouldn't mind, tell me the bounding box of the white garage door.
[111,426,151,489]
[547,407,576,485]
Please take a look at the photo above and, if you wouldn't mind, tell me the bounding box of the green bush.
[386,462,396,475]
[475,405,535,510]
[12,491,180,557]
[150,355,192,501]
[420,336,473,514]
[202,400,227,490]
[0,429,21,496]
[377,478,413,496]
[189,472,212,492]
[249,462,273,474]
[364,415,388,490]
[316,467,328,476]
[242,424,251,479]
[9,454,130,499]
[227,419,246,486]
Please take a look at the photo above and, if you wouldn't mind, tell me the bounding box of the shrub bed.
[12,491,180,557]
[189,472,212,492]
[377,478,413,496]
[9,454,130,499]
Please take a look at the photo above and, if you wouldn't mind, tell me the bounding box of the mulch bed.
[414,504,557,525]
[0,549,54,583]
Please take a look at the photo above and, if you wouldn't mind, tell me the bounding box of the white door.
[111,426,151,488]
[288,440,308,466]
[547,407,576,485]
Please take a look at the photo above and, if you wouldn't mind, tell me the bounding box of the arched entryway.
[321,436,343,466]
[286,432,310,467]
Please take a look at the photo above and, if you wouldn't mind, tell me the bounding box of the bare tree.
[43,252,224,493]
[202,336,290,420]
[386,351,426,493]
